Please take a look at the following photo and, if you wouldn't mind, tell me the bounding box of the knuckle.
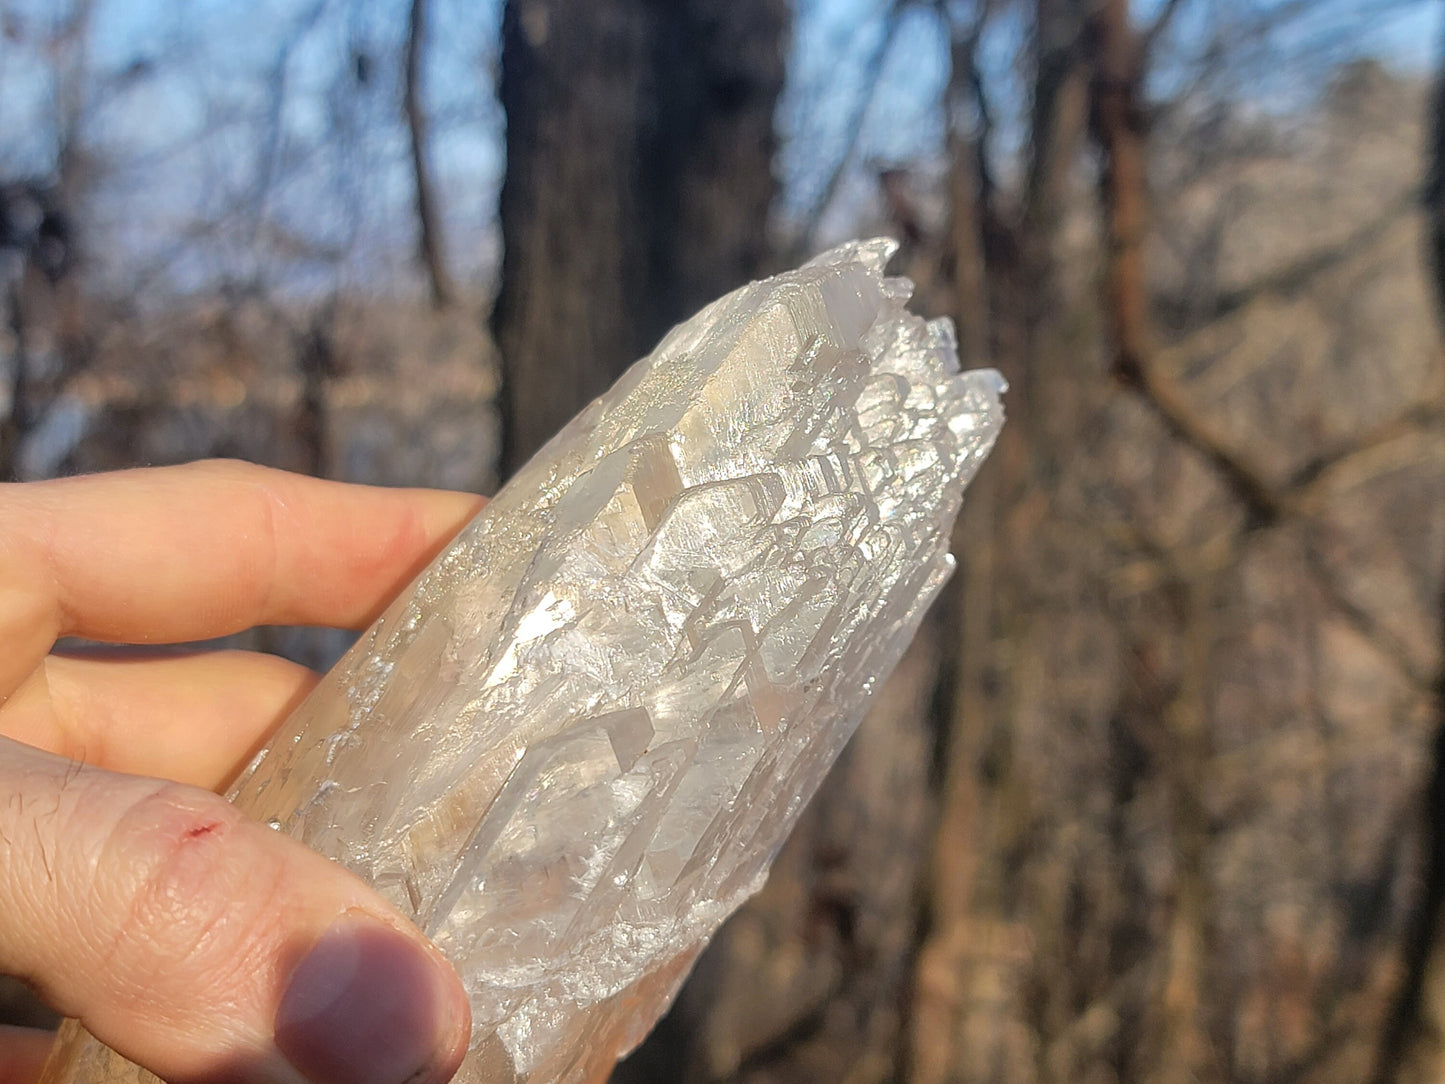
[100,783,282,980]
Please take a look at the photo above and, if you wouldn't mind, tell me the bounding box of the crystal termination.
[45,239,1004,1084]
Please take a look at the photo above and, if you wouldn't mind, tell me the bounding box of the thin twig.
[1142,0,1188,54]
[788,0,906,261]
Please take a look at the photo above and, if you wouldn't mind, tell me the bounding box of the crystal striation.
[44,239,1004,1084]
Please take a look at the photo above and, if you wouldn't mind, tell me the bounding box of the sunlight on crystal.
[44,238,1004,1084]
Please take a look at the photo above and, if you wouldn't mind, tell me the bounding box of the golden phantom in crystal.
[43,239,1004,1084]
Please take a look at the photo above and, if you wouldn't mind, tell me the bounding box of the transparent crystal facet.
[43,239,1004,1084]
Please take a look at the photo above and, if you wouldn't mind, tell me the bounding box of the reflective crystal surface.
[45,239,1004,1084]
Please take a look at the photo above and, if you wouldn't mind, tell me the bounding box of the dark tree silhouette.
[491,0,788,478]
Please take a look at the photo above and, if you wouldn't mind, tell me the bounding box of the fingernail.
[275,917,464,1084]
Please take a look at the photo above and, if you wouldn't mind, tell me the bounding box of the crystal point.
[43,240,1004,1084]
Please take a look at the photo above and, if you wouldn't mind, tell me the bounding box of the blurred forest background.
[2,0,1444,1082]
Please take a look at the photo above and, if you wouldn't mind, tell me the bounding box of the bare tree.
[0,0,95,482]
[899,3,1442,1083]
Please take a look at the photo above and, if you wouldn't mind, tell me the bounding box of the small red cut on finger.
[0,740,470,1084]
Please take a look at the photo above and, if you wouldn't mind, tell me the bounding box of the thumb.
[0,737,470,1084]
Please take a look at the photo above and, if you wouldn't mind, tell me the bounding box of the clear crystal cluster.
[45,239,1003,1084]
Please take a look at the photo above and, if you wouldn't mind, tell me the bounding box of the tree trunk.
[1371,31,1445,1084]
[491,0,787,478]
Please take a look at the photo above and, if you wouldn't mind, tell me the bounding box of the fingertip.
[437,947,473,1082]
[417,488,487,535]
[274,916,470,1084]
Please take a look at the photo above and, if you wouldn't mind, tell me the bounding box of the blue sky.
[0,0,1434,296]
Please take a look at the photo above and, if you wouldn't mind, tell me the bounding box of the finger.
[0,651,319,790]
[0,1025,53,1084]
[0,738,471,1084]
[0,460,484,695]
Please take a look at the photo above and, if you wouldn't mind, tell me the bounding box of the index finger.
[0,460,484,695]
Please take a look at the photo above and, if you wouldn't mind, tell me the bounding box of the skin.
[0,460,484,1084]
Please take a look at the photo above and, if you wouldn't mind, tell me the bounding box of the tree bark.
[492,0,787,479]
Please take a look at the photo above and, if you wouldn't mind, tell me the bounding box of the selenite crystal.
[43,239,1004,1084]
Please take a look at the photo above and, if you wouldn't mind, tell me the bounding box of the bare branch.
[1286,392,1445,500]
[1131,364,1286,524]
[404,0,457,309]
[787,0,906,260]
[52,0,95,204]
[1426,30,1445,333]
[945,0,999,200]
[1156,189,1418,333]
[1086,0,1284,526]
[943,0,997,366]
[1302,538,1436,695]
[1141,0,1188,56]
[249,1,326,247]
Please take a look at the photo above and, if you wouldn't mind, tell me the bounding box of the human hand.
[0,460,483,1084]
